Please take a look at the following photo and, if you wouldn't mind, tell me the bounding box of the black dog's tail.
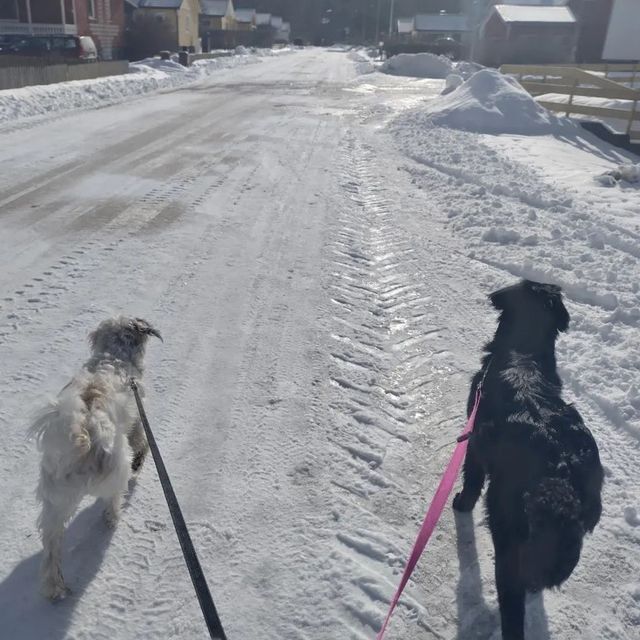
[521,478,585,591]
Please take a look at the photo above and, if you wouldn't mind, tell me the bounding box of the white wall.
[602,0,640,61]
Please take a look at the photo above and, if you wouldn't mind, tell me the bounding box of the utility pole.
[25,0,33,34]
[388,0,395,37]
[375,0,382,42]
[362,0,367,42]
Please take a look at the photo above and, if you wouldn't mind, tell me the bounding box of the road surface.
[0,49,638,640]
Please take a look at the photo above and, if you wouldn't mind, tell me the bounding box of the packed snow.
[0,48,639,640]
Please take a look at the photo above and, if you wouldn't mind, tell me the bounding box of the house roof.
[137,0,183,8]
[499,0,567,5]
[235,8,255,23]
[200,0,231,17]
[397,17,414,34]
[493,5,576,24]
[255,12,271,25]
[414,13,469,32]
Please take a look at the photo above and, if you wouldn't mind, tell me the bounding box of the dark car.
[0,34,98,61]
[432,36,461,60]
[293,38,304,48]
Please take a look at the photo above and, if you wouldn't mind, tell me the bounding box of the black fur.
[453,280,603,640]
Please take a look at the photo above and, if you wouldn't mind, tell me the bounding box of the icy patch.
[423,69,565,135]
[380,52,453,79]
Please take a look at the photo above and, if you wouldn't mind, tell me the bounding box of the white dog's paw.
[103,505,121,529]
[42,579,71,601]
[102,498,121,529]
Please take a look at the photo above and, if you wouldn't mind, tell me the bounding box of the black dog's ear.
[489,289,507,311]
[528,281,570,333]
[489,284,516,312]
[553,299,570,333]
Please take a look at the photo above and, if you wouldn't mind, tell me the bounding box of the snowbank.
[380,52,453,79]
[0,50,278,126]
[348,50,375,75]
[441,73,463,95]
[455,60,484,80]
[423,69,565,134]
[379,53,482,80]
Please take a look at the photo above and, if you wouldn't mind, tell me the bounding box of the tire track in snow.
[325,134,454,637]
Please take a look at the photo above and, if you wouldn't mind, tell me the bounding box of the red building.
[0,1,125,59]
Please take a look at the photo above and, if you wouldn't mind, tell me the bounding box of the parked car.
[0,34,98,61]
[293,38,304,48]
[432,36,461,60]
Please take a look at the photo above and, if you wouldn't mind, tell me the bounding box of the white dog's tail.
[28,402,60,447]
[29,399,92,457]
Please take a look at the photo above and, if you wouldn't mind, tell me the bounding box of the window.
[0,0,19,20]
[87,0,96,19]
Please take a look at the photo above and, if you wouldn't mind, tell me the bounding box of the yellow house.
[133,0,201,52]
[199,0,235,32]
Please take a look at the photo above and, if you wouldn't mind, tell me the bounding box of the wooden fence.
[0,59,129,91]
[501,63,640,142]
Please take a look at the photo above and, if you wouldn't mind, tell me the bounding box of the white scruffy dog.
[30,317,162,600]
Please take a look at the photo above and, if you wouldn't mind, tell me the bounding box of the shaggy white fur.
[29,317,161,600]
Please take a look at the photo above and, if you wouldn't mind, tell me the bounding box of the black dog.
[453,280,603,640]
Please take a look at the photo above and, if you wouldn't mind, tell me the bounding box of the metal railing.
[0,20,77,36]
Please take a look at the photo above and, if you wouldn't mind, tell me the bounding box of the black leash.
[130,379,228,640]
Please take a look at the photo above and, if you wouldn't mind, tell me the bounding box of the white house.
[255,12,271,27]
[397,17,414,35]
[602,0,640,61]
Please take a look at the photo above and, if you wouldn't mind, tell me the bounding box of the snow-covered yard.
[0,49,638,640]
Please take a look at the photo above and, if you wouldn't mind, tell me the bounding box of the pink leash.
[376,385,483,640]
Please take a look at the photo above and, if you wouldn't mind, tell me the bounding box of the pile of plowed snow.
[380,52,453,79]
[424,68,565,134]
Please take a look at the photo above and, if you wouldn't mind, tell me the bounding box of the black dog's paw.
[453,492,476,513]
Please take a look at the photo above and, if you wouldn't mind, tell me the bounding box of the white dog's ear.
[131,318,163,342]
[88,327,101,351]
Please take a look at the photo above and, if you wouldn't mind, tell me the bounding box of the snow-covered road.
[0,49,638,640]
